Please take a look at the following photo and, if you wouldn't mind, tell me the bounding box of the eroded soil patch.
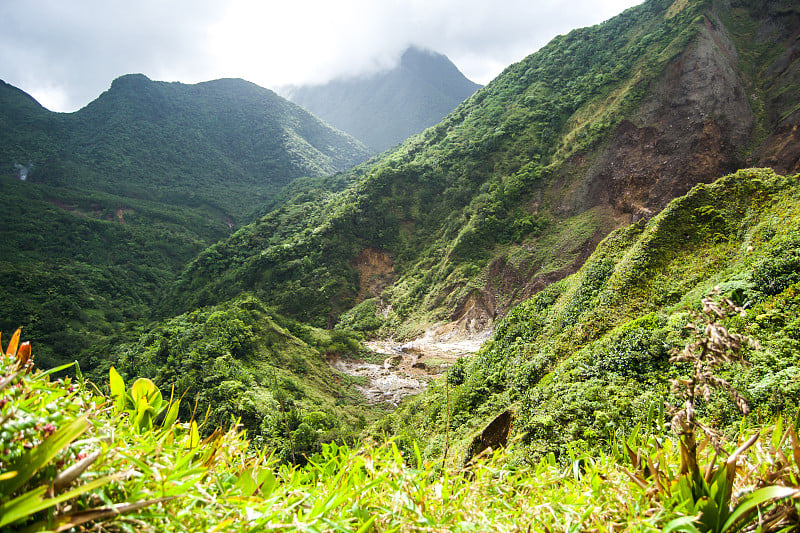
[331,329,488,406]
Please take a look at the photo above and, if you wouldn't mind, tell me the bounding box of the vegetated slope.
[6,333,800,533]
[282,46,482,152]
[0,76,369,369]
[112,294,379,462]
[0,75,370,222]
[168,0,800,338]
[380,168,800,462]
[0,177,222,369]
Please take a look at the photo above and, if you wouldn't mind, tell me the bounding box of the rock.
[384,354,402,370]
[464,409,515,466]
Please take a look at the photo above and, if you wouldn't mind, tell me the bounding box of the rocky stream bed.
[330,331,490,406]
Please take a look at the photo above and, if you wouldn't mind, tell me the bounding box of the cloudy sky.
[1,0,642,113]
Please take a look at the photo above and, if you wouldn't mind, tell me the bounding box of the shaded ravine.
[331,330,490,406]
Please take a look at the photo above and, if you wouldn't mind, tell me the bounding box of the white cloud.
[0,0,642,112]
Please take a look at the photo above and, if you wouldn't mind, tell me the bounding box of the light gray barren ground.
[330,332,487,406]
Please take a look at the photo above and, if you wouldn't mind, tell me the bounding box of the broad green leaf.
[130,377,161,408]
[696,496,722,532]
[0,475,114,528]
[257,468,277,498]
[261,469,278,498]
[722,485,800,531]
[234,467,257,495]
[0,486,47,528]
[109,366,126,413]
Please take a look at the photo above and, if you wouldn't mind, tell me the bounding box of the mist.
[1,0,642,112]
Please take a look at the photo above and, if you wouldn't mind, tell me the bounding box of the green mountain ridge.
[0,75,370,368]
[1,74,370,219]
[167,0,800,339]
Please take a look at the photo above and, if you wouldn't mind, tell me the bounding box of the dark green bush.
[752,253,800,296]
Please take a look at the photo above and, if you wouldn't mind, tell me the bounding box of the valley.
[2,0,800,530]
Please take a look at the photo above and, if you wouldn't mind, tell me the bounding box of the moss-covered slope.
[380,168,800,461]
[168,0,800,338]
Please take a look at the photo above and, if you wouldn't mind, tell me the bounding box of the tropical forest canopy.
[2,0,800,530]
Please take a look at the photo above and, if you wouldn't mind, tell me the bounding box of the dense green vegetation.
[284,46,481,152]
[4,301,800,532]
[382,168,800,462]
[169,0,792,336]
[0,75,370,369]
[2,0,800,530]
[0,75,369,220]
[113,294,379,463]
[0,176,230,369]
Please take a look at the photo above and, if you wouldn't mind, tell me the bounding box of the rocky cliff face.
[446,1,800,337]
[750,1,800,174]
[584,12,754,219]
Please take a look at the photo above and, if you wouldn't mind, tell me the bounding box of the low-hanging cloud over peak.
[1,0,641,112]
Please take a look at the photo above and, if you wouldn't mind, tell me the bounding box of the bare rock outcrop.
[583,13,754,218]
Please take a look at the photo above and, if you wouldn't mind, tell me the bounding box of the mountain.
[1,75,370,222]
[282,46,482,152]
[0,76,370,368]
[381,167,800,459]
[3,1,800,528]
[167,0,800,339]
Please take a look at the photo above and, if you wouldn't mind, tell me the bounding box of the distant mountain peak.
[109,73,152,89]
[284,47,481,152]
[399,45,441,62]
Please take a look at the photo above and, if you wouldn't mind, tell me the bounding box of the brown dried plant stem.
[668,286,760,475]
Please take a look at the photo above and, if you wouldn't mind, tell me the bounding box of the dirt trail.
[331,329,490,406]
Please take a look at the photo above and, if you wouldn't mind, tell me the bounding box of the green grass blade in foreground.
[0,475,114,529]
[721,485,800,532]
[0,415,90,497]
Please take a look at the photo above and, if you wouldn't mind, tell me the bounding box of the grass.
[4,340,798,532]
[4,256,800,532]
